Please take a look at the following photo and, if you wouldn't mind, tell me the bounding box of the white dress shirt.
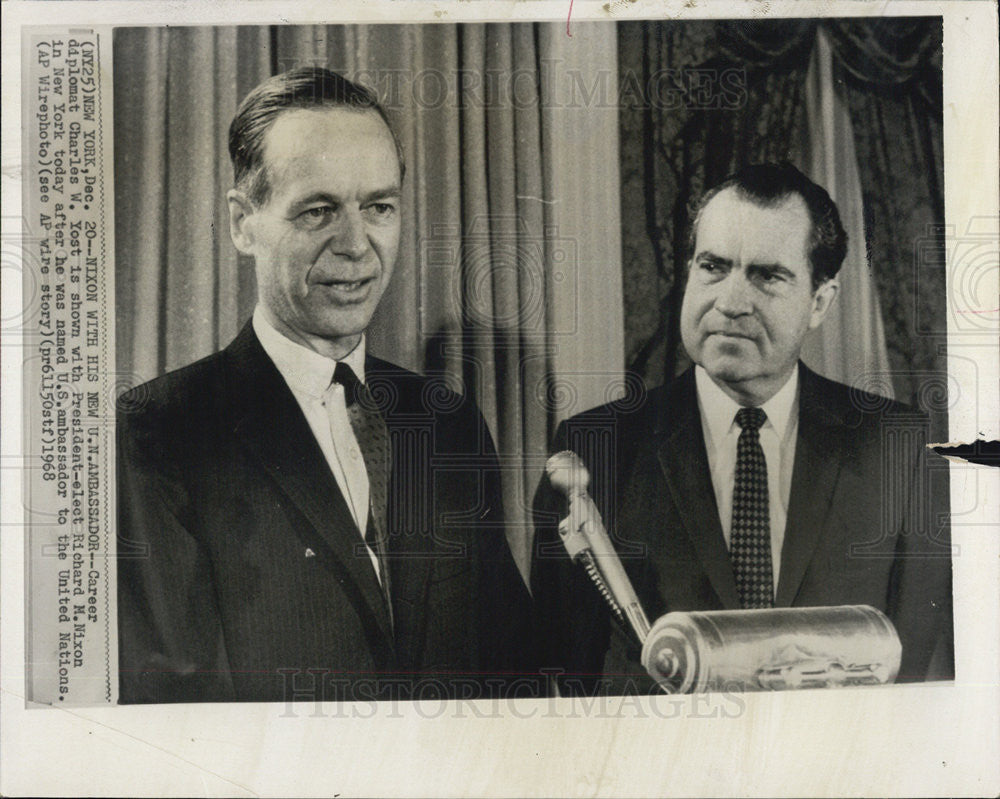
[253,308,381,581]
[694,364,800,591]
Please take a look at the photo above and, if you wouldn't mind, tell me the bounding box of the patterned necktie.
[731,407,773,609]
[334,362,391,601]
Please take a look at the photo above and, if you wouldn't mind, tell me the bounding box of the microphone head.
[545,450,590,496]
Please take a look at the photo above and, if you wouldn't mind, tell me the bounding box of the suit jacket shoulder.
[797,362,922,427]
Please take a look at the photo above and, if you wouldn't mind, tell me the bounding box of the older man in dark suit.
[117,68,534,704]
[533,163,953,695]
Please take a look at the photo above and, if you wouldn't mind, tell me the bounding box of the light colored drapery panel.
[539,23,625,423]
[114,23,622,580]
[114,28,168,386]
[114,27,271,381]
[799,30,893,394]
[465,25,549,575]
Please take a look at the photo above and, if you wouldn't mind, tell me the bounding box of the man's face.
[228,107,401,359]
[680,188,838,405]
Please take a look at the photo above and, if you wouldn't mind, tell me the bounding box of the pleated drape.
[798,27,893,394]
[114,27,271,382]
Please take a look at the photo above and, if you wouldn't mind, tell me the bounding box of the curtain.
[829,19,947,436]
[618,18,946,438]
[798,27,893,393]
[113,27,271,385]
[113,23,623,581]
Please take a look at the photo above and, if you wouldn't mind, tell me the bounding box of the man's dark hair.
[688,162,848,290]
[228,67,405,206]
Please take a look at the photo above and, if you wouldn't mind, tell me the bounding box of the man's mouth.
[317,277,376,295]
[330,279,370,290]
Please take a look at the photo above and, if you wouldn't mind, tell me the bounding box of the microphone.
[641,605,902,693]
[545,451,651,643]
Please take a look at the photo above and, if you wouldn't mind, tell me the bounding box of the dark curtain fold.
[619,17,946,421]
[717,19,816,66]
[825,17,943,101]
[831,19,946,420]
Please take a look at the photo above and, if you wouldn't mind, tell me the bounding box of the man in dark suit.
[533,163,953,695]
[117,68,534,704]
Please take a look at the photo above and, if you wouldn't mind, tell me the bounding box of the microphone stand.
[546,451,651,644]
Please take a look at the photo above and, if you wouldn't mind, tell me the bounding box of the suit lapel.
[656,370,741,610]
[775,365,848,607]
[223,324,395,652]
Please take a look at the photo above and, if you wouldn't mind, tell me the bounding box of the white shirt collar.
[695,363,799,443]
[252,306,366,400]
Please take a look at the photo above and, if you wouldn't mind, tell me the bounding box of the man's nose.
[331,207,370,260]
[714,271,754,317]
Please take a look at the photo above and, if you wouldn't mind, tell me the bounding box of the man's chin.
[700,355,757,386]
[295,311,373,351]
[303,303,378,341]
[310,322,369,344]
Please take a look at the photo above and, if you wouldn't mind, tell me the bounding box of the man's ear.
[227,189,257,256]
[808,278,839,329]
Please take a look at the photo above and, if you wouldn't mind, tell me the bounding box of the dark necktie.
[334,362,391,600]
[731,407,773,609]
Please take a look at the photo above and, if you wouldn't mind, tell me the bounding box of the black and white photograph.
[3,1,998,796]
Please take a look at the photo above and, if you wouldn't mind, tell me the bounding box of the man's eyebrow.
[693,251,732,266]
[288,186,402,210]
[363,185,402,202]
[747,261,797,278]
[289,192,340,210]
